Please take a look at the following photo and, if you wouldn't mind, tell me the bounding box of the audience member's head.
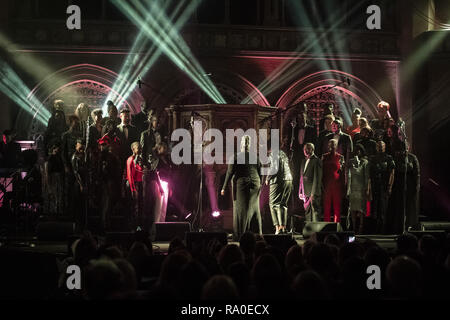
[254,240,267,260]
[340,257,368,297]
[74,232,98,268]
[292,270,330,300]
[307,243,336,277]
[168,237,185,255]
[386,255,422,299]
[158,250,191,288]
[134,230,153,254]
[285,244,304,271]
[227,262,251,299]
[324,234,341,247]
[84,259,123,300]
[127,241,151,281]
[239,231,256,256]
[302,240,316,262]
[285,245,306,280]
[252,254,283,299]
[338,242,364,267]
[201,275,239,300]
[364,245,391,276]
[218,244,244,274]
[113,258,137,297]
[418,235,439,260]
[178,260,210,300]
[396,233,419,255]
[98,246,124,260]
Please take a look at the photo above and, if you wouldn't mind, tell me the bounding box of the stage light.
[207,210,224,232]
[104,0,179,110]
[111,0,226,104]
[0,61,50,125]
[0,33,67,97]
[109,0,200,109]
[160,180,169,197]
[401,28,450,83]
[242,0,364,123]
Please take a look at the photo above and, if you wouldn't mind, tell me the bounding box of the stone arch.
[148,68,270,107]
[275,70,386,130]
[16,63,143,138]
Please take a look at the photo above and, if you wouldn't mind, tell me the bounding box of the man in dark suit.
[324,118,353,164]
[316,114,334,157]
[319,103,334,132]
[299,143,322,222]
[288,108,317,214]
[117,108,139,163]
[140,114,162,167]
[132,100,154,137]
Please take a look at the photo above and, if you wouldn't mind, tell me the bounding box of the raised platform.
[0,233,418,257]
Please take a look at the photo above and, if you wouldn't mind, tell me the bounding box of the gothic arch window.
[16,64,143,138]
[276,70,385,135]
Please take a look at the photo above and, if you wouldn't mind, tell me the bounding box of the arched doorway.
[276,70,384,135]
[15,64,143,138]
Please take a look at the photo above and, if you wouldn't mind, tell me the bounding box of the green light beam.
[130,0,225,103]
[114,0,200,106]
[0,62,49,124]
[242,1,363,105]
[112,0,225,104]
[105,0,177,108]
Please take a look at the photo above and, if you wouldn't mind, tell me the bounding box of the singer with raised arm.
[299,143,322,222]
[221,135,262,241]
[370,101,392,141]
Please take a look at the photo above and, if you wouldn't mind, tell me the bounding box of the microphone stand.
[84,117,91,233]
[136,79,167,99]
[190,116,204,232]
[289,120,296,162]
[398,120,408,234]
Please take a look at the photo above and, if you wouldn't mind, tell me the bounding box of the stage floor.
[0,233,401,257]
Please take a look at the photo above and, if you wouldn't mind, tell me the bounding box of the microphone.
[190,112,194,128]
[346,78,351,86]
[137,79,142,89]
[290,119,297,128]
